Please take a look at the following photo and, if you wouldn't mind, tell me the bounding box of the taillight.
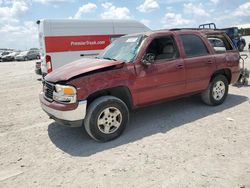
[46,55,52,73]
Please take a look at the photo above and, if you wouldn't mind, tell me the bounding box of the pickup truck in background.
[199,23,246,51]
[40,29,240,142]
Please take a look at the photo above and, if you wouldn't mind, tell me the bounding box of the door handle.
[80,54,84,57]
[176,64,184,69]
[206,60,213,64]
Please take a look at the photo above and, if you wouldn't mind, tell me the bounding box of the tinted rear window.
[180,34,209,57]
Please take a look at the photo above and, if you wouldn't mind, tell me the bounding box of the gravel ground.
[0,53,250,188]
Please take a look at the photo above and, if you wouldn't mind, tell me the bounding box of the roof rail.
[199,23,217,29]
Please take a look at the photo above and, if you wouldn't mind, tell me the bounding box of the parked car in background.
[1,51,20,62]
[0,51,12,62]
[15,51,28,61]
[199,23,246,51]
[15,50,40,61]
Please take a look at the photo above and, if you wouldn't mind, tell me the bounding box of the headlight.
[53,84,77,103]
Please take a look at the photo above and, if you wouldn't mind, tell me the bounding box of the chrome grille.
[44,82,54,101]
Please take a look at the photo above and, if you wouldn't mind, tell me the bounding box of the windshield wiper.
[102,57,117,61]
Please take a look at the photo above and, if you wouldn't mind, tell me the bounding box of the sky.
[0,0,250,50]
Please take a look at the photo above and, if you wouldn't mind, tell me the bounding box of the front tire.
[201,75,229,106]
[84,96,129,142]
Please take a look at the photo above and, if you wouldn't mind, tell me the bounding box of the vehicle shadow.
[48,94,248,157]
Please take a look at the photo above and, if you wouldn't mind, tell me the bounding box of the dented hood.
[45,58,124,83]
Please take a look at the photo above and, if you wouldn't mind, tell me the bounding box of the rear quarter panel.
[207,33,240,84]
[226,51,240,84]
[214,51,240,83]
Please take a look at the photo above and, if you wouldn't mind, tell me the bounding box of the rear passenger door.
[180,34,216,92]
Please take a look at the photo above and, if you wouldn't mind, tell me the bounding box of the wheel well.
[86,86,133,109]
[210,69,232,83]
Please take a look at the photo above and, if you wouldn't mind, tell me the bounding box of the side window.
[146,36,179,61]
[180,34,209,58]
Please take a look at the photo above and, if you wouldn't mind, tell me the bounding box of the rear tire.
[84,96,129,142]
[201,75,228,106]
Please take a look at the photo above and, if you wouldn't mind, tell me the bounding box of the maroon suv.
[40,29,240,142]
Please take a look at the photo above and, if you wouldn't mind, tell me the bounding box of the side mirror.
[141,53,155,66]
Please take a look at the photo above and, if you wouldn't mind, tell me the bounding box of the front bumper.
[40,92,87,127]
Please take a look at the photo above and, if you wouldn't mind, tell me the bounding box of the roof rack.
[169,28,205,31]
[157,25,224,33]
[199,23,217,29]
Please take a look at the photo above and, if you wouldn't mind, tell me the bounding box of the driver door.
[133,35,186,106]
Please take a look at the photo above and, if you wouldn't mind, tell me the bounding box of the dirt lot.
[0,53,250,188]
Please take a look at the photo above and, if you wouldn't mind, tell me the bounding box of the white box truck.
[37,19,151,75]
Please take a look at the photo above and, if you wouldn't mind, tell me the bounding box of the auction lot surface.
[0,55,250,188]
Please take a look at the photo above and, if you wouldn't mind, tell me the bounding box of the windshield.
[98,35,144,62]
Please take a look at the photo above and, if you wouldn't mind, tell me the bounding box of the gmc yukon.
[40,29,240,142]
